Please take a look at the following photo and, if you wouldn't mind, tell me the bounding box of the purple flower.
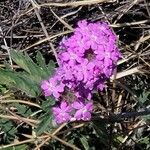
[60,50,83,66]
[76,83,92,100]
[41,77,65,98]
[76,20,90,36]
[60,33,89,55]
[52,102,72,124]
[41,19,121,123]
[72,101,93,121]
[74,60,95,83]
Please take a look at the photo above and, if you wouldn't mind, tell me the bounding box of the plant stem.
[93,109,150,123]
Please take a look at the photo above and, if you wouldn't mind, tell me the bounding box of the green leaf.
[0,69,17,85]
[36,112,53,135]
[15,75,40,97]
[92,121,109,146]
[10,50,32,73]
[1,144,29,150]
[36,51,56,78]
[10,50,40,75]
[138,90,150,104]
[115,135,124,143]
[139,136,149,144]
[142,114,150,122]
[10,50,43,82]
[47,60,56,75]
[0,85,7,93]
[3,60,12,70]
[16,104,32,117]
[41,97,56,110]
[80,136,90,150]
[0,50,56,97]
[138,136,150,149]
[10,50,56,83]
[14,144,29,150]
[36,51,46,67]
[0,69,40,97]
[0,119,17,142]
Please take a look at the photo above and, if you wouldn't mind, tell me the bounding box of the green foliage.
[15,104,32,117]
[41,97,56,110]
[0,68,40,97]
[0,85,7,94]
[36,51,47,68]
[80,136,90,150]
[0,50,56,97]
[92,121,110,149]
[36,110,53,135]
[137,90,150,122]
[141,114,150,122]
[0,119,17,142]
[0,50,56,143]
[36,97,55,135]
[1,144,29,150]
[138,136,150,149]
[138,90,150,105]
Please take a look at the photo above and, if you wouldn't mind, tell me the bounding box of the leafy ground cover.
[0,0,150,149]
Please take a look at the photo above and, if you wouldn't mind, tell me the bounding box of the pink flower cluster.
[41,20,121,124]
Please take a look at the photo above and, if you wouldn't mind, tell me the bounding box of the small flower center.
[70,52,76,60]
[48,83,53,90]
[84,49,96,61]
[82,107,87,113]
[105,52,111,58]
[61,88,77,103]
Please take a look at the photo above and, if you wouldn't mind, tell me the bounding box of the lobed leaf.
[0,50,56,97]
[36,112,53,135]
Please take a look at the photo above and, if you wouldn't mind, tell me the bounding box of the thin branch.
[0,139,35,149]
[40,0,114,7]
[93,109,150,123]
[110,66,143,80]
[0,99,41,108]
[0,27,13,68]
[0,114,39,124]
[0,34,44,39]
[114,0,139,24]
[18,0,113,18]
[110,20,150,27]
[20,30,72,51]
[29,0,59,64]
[50,7,74,31]
[34,123,67,150]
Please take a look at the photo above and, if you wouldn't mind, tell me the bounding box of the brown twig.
[29,0,60,64]
[93,109,150,123]
[0,99,41,108]
[20,30,72,51]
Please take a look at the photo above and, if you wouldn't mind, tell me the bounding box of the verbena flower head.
[52,100,93,123]
[52,101,72,124]
[41,20,121,124]
[41,77,65,98]
[72,101,93,121]
[59,20,121,89]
